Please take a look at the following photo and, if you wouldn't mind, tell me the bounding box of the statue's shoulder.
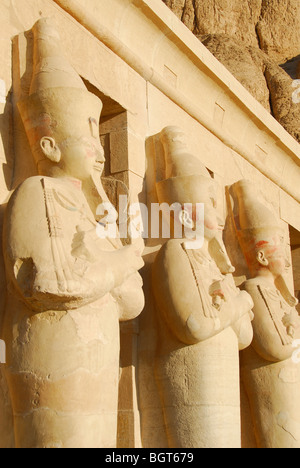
[243,278,266,295]
[7,176,45,209]
[243,278,260,290]
[244,278,280,303]
[9,176,68,204]
[154,239,197,283]
[158,239,186,261]
[15,174,44,190]
[10,175,50,199]
[4,177,54,254]
[6,176,66,227]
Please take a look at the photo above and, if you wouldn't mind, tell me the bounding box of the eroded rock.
[162,0,300,144]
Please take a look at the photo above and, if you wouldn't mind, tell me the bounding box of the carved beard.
[275,275,298,307]
[209,232,235,275]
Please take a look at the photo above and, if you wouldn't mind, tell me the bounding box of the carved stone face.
[19,87,104,178]
[256,232,289,278]
[177,190,223,241]
[39,119,105,180]
[203,197,224,241]
[59,135,105,180]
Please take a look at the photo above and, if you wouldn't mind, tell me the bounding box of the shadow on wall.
[0,84,14,189]
[0,89,15,448]
[280,54,300,80]
[0,92,15,335]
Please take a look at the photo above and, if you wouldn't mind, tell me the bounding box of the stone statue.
[152,127,254,448]
[2,18,144,448]
[231,180,300,448]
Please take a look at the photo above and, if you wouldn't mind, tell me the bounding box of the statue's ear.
[256,250,269,267]
[40,137,61,163]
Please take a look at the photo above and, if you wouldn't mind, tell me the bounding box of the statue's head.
[232,180,289,279]
[247,227,287,279]
[157,126,225,240]
[157,126,234,273]
[18,18,105,180]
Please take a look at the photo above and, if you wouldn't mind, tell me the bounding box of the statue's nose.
[96,144,105,164]
[217,215,225,231]
[285,257,291,269]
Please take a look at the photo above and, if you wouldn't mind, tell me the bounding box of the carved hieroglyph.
[152,127,254,448]
[2,18,144,448]
[231,180,300,448]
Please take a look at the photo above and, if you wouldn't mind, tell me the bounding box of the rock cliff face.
[163,0,300,143]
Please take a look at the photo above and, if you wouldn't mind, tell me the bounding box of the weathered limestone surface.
[265,63,300,143]
[0,0,299,449]
[257,0,300,63]
[152,127,254,448]
[162,0,300,143]
[230,180,300,448]
[2,17,144,448]
[163,0,262,46]
[200,35,271,112]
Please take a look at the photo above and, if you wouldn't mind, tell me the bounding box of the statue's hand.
[71,226,144,290]
[237,290,254,321]
[282,309,300,338]
[71,226,98,262]
[229,291,254,349]
[210,281,226,310]
[122,238,145,274]
[108,238,144,288]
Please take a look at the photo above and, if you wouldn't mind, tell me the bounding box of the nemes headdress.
[18,18,103,161]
